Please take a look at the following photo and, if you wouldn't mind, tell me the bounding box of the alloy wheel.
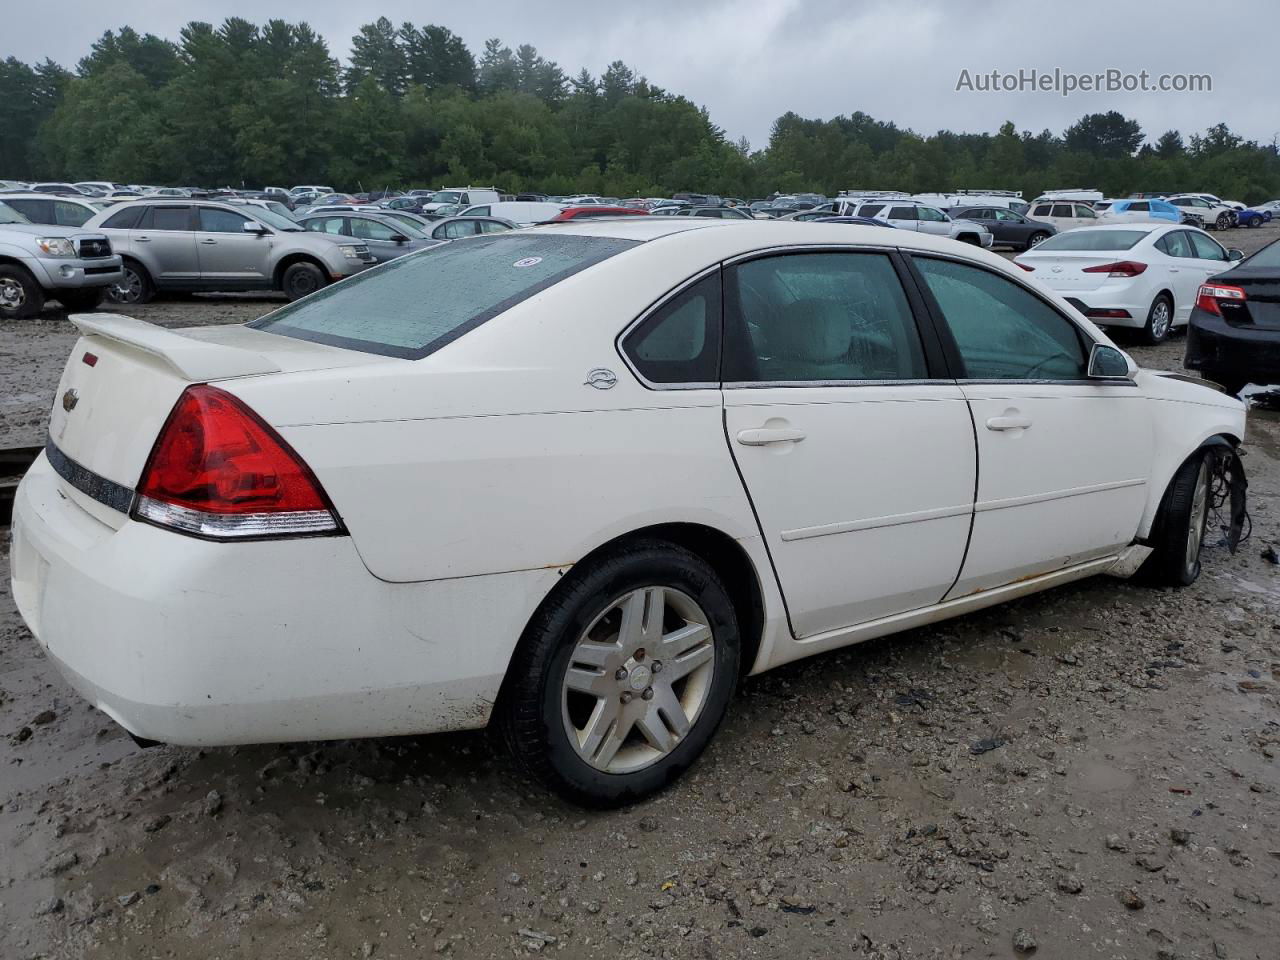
[109,268,143,303]
[1185,459,1210,574]
[561,586,716,775]
[0,277,25,311]
[1150,299,1171,340]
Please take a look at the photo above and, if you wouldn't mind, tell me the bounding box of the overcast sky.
[4,0,1277,150]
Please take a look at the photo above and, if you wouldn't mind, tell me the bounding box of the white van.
[422,187,501,214]
[459,201,564,226]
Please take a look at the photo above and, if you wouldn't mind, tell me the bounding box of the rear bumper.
[10,453,558,746]
[1185,308,1280,381]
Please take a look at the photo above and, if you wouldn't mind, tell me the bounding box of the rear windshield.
[1242,239,1280,270]
[1034,229,1148,252]
[250,233,637,359]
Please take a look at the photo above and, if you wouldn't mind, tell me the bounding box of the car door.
[1186,228,1235,288]
[909,254,1152,596]
[916,205,952,236]
[194,206,270,284]
[992,208,1029,244]
[346,216,411,262]
[1152,230,1203,323]
[131,205,198,281]
[721,250,976,637]
[882,205,922,231]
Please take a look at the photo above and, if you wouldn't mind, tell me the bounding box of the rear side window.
[252,234,638,359]
[622,272,721,385]
[102,206,144,229]
[913,256,1087,381]
[887,206,918,220]
[1051,204,1073,217]
[858,204,885,218]
[1032,204,1051,216]
[723,252,927,383]
[150,206,192,230]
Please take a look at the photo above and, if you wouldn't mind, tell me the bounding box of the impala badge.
[584,368,618,390]
[62,388,79,412]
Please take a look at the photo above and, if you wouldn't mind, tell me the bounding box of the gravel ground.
[2,226,1278,960]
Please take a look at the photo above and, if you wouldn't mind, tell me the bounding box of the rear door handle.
[736,427,806,446]
[135,236,151,242]
[986,416,1032,431]
[199,238,217,245]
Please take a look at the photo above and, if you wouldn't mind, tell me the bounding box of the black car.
[1185,239,1280,395]
[948,206,1056,250]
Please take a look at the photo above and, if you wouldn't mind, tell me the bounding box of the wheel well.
[1156,288,1174,308]
[0,256,38,281]
[273,253,327,289]
[954,232,980,244]
[566,524,766,677]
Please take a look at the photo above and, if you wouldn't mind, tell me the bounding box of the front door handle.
[736,427,806,446]
[135,236,151,242]
[986,415,1032,431]
[199,238,217,245]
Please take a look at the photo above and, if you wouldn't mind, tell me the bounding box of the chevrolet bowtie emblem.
[62,388,79,412]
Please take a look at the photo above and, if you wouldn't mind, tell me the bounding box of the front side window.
[622,272,720,385]
[917,206,946,222]
[723,252,927,383]
[859,203,885,218]
[53,201,91,226]
[1129,201,1150,212]
[994,209,1020,222]
[252,234,638,359]
[198,207,251,233]
[1075,205,1097,219]
[305,217,347,236]
[350,218,401,242]
[436,220,478,239]
[1051,204,1074,218]
[1189,231,1226,261]
[913,256,1087,381]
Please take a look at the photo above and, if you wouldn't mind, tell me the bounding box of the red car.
[550,206,650,221]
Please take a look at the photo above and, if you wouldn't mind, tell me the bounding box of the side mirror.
[392,233,408,244]
[1228,248,1245,261]
[1087,342,1133,380]
[243,221,269,235]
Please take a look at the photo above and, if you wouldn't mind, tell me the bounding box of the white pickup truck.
[0,205,123,319]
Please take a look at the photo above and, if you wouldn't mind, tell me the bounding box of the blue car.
[1236,208,1271,228]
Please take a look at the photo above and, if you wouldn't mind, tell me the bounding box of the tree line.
[2,18,1278,203]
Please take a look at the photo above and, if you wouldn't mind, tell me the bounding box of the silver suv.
[0,203,122,319]
[83,200,376,304]
[852,200,994,247]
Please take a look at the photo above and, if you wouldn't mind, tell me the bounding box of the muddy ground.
[2,227,1278,960]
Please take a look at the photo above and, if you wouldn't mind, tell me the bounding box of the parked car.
[0,193,106,227]
[1025,200,1100,232]
[1167,196,1235,231]
[0,202,122,317]
[145,187,193,199]
[12,218,1246,807]
[297,211,439,263]
[1185,238,1280,395]
[290,185,334,197]
[812,216,896,227]
[1013,224,1243,343]
[948,206,1056,250]
[31,182,90,196]
[854,201,992,246]
[74,181,126,196]
[551,206,650,221]
[1094,198,1184,225]
[423,216,518,240]
[85,199,375,303]
[420,187,500,215]
[675,206,754,219]
[1235,208,1270,229]
[459,201,565,225]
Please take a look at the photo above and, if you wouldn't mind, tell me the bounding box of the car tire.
[0,264,45,320]
[497,538,741,807]
[1215,212,1232,231]
[55,287,105,312]
[1140,449,1215,587]
[1247,215,1263,228]
[1026,232,1050,249]
[107,261,154,305]
[1140,294,1174,345]
[281,261,327,301]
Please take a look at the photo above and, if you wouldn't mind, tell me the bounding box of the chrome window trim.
[723,378,944,390]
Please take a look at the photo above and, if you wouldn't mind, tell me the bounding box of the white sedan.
[12,219,1247,805]
[1013,223,1244,344]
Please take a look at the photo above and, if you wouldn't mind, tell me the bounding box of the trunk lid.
[46,315,391,523]
[1015,252,1138,293]
[1217,267,1280,330]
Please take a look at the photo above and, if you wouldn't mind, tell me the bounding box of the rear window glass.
[1034,230,1148,252]
[251,234,637,359]
[1243,239,1280,270]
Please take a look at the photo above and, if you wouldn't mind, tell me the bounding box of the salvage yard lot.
[2,225,1278,959]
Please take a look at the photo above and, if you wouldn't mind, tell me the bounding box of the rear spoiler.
[70,314,281,381]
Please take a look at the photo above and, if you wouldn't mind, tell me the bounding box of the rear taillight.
[133,385,341,540]
[1195,282,1247,316]
[1081,261,1148,277]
